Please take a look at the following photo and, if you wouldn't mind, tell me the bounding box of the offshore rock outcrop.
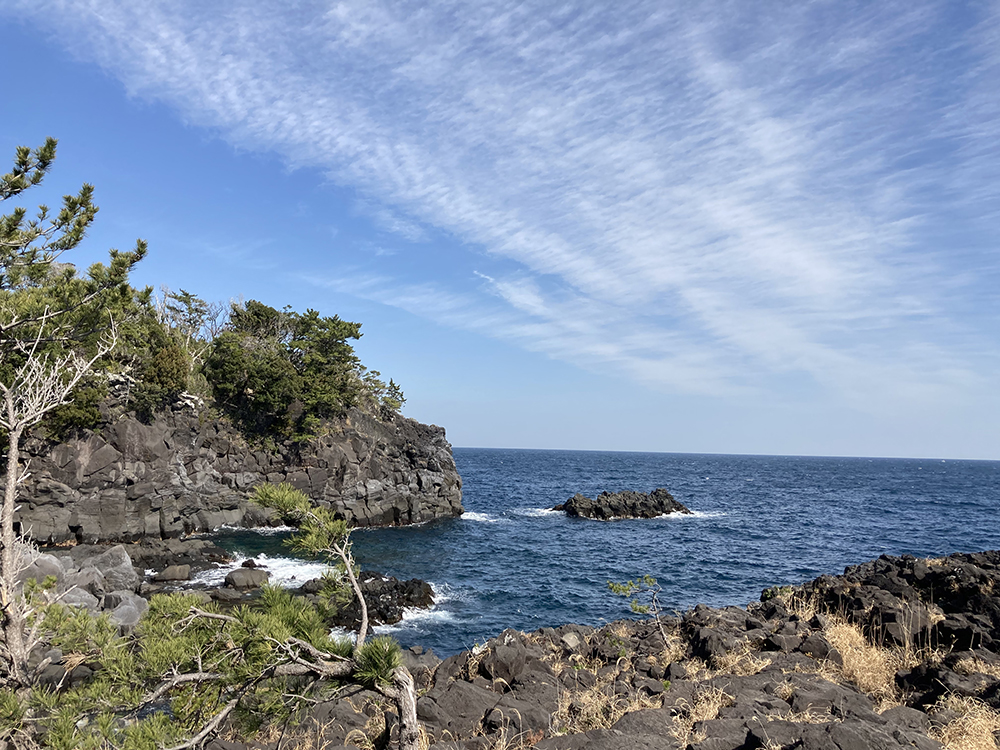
[554,488,692,519]
[15,405,462,544]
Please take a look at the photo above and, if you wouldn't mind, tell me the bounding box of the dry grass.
[608,621,633,640]
[659,630,687,666]
[822,619,905,708]
[785,592,821,621]
[344,710,386,750]
[764,709,832,725]
[668,685,734,745]
[710,641,772,676]
[243,717,342,750]
[457,642,489,682]
[483,728,546,749]
[931,695,1000,750]
[774,680,796,702]
[553,675,662,734]
[954,657,1000,681]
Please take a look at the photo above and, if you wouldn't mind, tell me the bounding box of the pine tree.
[0,139,145,687]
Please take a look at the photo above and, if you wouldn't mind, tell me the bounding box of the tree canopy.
[205,300,404,438]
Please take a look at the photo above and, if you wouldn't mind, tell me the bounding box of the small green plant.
[609,575,661,615]
[354,636,403,688]
[760,585,794,602]
[609,575,674,654]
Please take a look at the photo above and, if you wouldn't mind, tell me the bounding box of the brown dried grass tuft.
[953,657,1000,681]
[668,685,734,745]
[710,641,772,676]
[483,728,546,749]
[766,709,832,725]
[824,620,902,702]
[931,695,1000,750]
[553,670,662,735]
[244,717,343,750]
[344,710,386,750]
[774,680,796,702]
[608,620,633,640]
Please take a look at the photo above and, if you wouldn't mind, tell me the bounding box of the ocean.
[206,448,1000,656]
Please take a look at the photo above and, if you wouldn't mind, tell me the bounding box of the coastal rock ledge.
[15,406,463,544]
[553,488,692,519]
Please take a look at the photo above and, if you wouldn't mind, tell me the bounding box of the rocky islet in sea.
[553,487,694,519]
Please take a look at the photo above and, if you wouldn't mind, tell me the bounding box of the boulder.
[553,488,692,519]
[154,564,191,582]
[16,552,64,589]
[90,545,140,592]
[61,587,100,612]
[108,591,149,634]
[323,571,434,628]
[225,568,269,590]
[478,630,528,684]
[63,566,106,598]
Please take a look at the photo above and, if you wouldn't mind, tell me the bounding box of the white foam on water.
[374,605,458,635]
[329,626,356,643]
[189,552,331,588]
[329,582,459,639]
[657,510,727,520]
[214,524,297,535]
[431,582,457,603]
[575,509,727,522]
[515,507,559,518]
[462,511,502,523]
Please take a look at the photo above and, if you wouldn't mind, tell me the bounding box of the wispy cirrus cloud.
[9,0,1000,409]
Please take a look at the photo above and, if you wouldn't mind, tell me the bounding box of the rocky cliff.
[15,405,463,544]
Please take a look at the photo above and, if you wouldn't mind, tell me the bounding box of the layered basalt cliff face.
[15,406,463,544]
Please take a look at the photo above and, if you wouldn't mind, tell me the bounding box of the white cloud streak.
[9,0,1000,409]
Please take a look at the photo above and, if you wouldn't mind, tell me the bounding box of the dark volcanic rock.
[408,550,1000,750]
[16,404,463,544]
[322,571,435,628]
[134,549,1000,750]
[153,564,191,582]
[553,488,692,519]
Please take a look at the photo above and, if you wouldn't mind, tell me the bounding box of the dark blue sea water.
[210,449,1000,656]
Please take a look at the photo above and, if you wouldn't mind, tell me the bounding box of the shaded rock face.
[16,405,463,544]
[554,488,692,519]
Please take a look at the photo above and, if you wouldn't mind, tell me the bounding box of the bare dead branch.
[142,671,226,706]
[162,698,239,750]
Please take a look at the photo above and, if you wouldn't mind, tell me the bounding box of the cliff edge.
[15,405,463,544]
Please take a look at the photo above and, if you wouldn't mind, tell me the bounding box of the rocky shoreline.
[20,536,1000,748]
[19,538,437,645]
[206,549,1000,750]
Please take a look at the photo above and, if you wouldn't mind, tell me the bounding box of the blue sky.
[3,1,998,459]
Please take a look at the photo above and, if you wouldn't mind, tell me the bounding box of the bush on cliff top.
[204,299,406,438]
